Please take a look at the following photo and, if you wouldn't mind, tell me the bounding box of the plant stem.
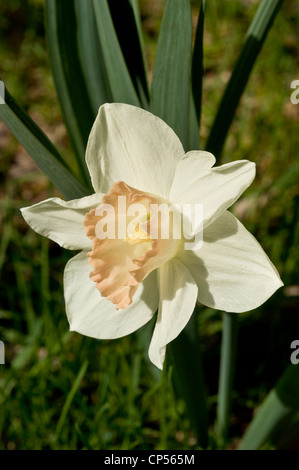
[216,312,238,449]
[171,311,209,449]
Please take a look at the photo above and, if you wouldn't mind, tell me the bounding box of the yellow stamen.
[125,222,152,245]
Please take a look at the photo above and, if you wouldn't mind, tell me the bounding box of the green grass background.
[0,0,299,450]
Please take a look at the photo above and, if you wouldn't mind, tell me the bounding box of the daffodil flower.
[21,103,283,369]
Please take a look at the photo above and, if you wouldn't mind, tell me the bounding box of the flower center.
[84,181,180,309]
[125,212,152,245]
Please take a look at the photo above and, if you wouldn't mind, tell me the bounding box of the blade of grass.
[92,0,140,106]
[150,0,193,151]
[216,312,238,449]
[0,221,12,273]
[122,351,142,449]
[55,360,89,439]
[45,0,95,187]
[0,85,89,200]
[13,258,36,335]
[239,364,299,450]
[11,320,43,370]
[205,0,284,159]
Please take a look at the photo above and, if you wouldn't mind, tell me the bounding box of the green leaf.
[55,360,89,438]
[0,86,89,201]
[239,365,299,450]
[128,0,145,48]
[129,0,148,77]
[170,312,209,448]
[107,0,149,107]
[188,0,205,151]
[205,0,284,159]
[192,0,205,127]
[74,0,113,116]
[150,0,193,151]
[92,0,140,106]
[45,0,95,187]
[188,93,199,151]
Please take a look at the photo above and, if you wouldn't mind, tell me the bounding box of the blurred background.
[0,0,298,450]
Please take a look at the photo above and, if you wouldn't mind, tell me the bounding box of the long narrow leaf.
[0,86,89,200]
[188,0,205,151]
[188,94,199,151]
[192,0,205,127]
[74,0,113,116]
[56,360,89,438]
[45,0,95,187]
[205,0,284,159]
[92,0,140,106]
[150,0,193,151]
[239,364,299,449]
[107,0,149,107]
[129,0,149,79]
[129,0,145,48]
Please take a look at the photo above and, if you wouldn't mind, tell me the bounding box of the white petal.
[178,211,283,313]
[148,258,198,369]
[169,154,255,230]
[64,251,159,339]
[86,103,185,198]
[21,193,102,250]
